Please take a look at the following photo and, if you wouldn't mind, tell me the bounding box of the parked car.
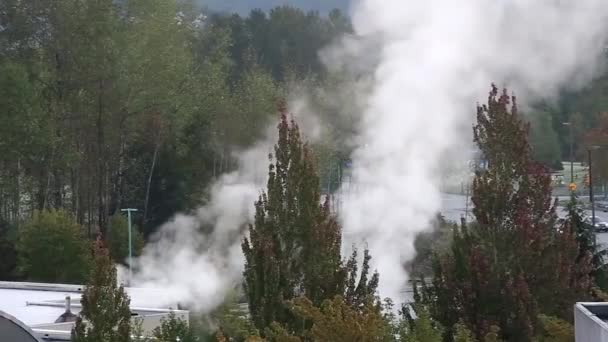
[595,222,608,233]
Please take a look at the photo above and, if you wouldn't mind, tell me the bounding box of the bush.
[17,210,91,283]
[107,215,144,264]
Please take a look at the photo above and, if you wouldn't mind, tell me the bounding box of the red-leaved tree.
[419,85,592,341]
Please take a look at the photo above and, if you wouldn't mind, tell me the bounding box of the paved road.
[441,193,608,249]
[441,193,608,222]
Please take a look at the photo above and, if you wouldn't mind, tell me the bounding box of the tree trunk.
[14,158,21,224]
[97,79,106,237]
[143,141,160,229]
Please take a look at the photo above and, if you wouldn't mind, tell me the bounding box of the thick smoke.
[335,0,608,301]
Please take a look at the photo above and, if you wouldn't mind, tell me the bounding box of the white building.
[0,281,189,341]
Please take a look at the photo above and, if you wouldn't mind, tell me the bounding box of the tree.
[212,290,260,341]
[264,295,387,342]
[582,112,608,197]
[106,215,144,264]
[17,210,91,283]
[0,61,51,223]
[0,219,17,280]
[152,311,196,342]
[400,306,444,342]
[529,111,562,170]
[565,192,608,288]
[453,323,476,342]
[532,315,574,342]
[421,85,592,341]
[72,238,131,342]
[242,106,378,335]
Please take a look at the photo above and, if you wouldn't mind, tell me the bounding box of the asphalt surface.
[440,193,608,249]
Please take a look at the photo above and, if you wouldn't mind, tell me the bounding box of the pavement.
[440,193,608,249]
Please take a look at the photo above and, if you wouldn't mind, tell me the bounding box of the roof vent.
[55,296,77,323]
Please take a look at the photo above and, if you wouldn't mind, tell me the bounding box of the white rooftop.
[0,281,188,341]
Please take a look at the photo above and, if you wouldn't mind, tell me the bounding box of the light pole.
[121,208,138,285]
[562,122,574,184]
[589,146,601,248]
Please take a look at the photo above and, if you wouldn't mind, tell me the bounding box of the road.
[440,193,608,249]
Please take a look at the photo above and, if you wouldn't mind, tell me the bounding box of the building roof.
[0,281,188,341]
[0,281,178,326]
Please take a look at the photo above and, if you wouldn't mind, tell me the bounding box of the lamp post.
[589,146,601,247]
[563,122,574,184]
[121,208,138,285]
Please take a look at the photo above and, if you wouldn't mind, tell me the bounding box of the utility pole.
[589,147,600,248]
[121,208,138,285]
[563,122,574,184]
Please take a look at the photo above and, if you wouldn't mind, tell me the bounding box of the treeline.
[0,0,350,252]
[530,68,608,173]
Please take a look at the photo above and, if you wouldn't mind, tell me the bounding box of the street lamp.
[121,208,138,285]
[589,146,601,247]
[562,122,574,184]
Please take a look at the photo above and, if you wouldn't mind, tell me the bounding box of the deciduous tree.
[17,210,91,283]
[420,85,592,341]
[242,106,378,336]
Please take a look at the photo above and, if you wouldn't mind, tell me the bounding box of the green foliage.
[0,220,17,280]
[398,305,444,342]
[529,111,562,170]
[532,315,574,342]
[213,293,260,341]
[17,210,91,283]
[152,311,196,342]
[453,323,476,342]
[107,215,144,264]
[266,295,388,342]
[242,110,378,336]
[72,238,131,342]
[566,192,608,288]
[582,112,608,194]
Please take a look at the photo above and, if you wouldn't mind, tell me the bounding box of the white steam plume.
[126,114,323,312]
[335,0,608,302]
[126,0,608,312]
[125,137,272,312]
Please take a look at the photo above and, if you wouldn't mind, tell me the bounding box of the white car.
[595,222,608,233]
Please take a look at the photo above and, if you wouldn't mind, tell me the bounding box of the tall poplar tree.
[242,104,377,335]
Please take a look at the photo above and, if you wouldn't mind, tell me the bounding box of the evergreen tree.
[421,85,592,341]
[72,238,131,342]
[242,105,377,335]
[566,192,608,289]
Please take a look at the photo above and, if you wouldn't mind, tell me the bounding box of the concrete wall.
[575,303,608,342]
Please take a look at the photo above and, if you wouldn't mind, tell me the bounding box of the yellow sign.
[569,183,577,191]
